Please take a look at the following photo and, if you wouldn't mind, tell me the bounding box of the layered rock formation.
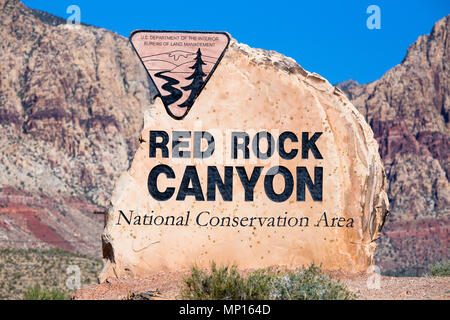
[337,15,449,275]
[0,0,155,256]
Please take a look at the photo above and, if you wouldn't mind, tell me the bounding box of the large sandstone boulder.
[100,39,389,280]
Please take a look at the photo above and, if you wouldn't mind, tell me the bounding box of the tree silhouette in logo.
[179,48,206,108]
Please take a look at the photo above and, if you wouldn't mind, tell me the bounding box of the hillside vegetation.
[0,248,102,299]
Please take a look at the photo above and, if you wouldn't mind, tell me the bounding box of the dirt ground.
[341,274,449,300]
[73,271,450,300]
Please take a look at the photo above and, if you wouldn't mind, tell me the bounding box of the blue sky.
[23,0,449,85]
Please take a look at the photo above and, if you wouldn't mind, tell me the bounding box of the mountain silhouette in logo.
[130,31,230,119]
[142,50,216,74]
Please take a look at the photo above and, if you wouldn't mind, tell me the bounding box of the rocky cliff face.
[337,15,449,275]
[0,0,155,256]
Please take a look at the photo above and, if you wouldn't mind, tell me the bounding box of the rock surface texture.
[0,0,154,256]
[99,38,389,280]
[337,15,449,275]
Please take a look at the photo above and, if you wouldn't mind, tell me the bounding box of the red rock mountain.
[0,0,155,256]
[337,15,449,275]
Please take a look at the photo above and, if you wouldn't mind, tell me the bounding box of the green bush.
[181,263,276,300]
[180,263,355,300]
[269,264,355,300]
[23,285,69,300]
[429,260,450,277]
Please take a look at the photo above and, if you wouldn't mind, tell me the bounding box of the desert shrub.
[23,285,68,300]
[181,263,276,300]
[269,264,355,300]
[181,263,354,300]
[429,260,450,277]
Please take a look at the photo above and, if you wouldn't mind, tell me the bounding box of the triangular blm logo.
[130,31,230,120]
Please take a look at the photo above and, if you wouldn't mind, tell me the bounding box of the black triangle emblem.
[130,30,230,120]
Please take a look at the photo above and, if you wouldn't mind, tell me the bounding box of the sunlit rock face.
[100,39,389,281]
[0,0,154,256]
[337,15,449,275]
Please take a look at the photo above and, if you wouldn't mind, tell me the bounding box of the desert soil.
[73,271,450,300]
